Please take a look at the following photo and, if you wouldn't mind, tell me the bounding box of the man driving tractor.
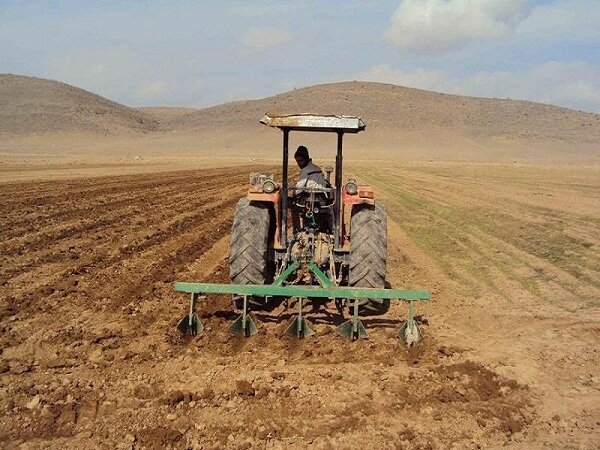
[292,145,329,231]
[294,145,326,190]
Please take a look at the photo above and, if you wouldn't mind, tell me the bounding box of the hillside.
[1,75,599,161]
[166,82,600,153]
[0,74,158,136]
[136,106,199,122]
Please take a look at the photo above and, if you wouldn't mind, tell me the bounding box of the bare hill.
[170,81,600,141]
[2,75,598,161]
[166,81,600,159]
[137,106,199,122]
[0,74,158,136]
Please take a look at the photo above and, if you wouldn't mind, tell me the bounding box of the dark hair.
[294,145,309,159]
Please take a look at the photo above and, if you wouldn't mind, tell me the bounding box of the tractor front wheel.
[348,203,389,315]
[229,199,275,310]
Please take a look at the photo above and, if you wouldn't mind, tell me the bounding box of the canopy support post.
[334,131,344,249]
[281,128,289,249]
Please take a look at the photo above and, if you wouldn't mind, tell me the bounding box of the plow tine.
[336,319,367,340]
[177,313,203,336]
[398,301,422,346]
[285,297,315,338]
[284,316,315,338]
[336,299,367,341]
[229,314,258,337]
[229,295,258,337]
[177,293,203,336]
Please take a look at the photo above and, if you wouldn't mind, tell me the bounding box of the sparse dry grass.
[353,162,600,309]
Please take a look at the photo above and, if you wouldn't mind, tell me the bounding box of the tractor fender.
[337,185,375,249]
[246,190,280,203]
[342,185,375,206]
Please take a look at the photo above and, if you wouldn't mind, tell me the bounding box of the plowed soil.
[1,163,599,449]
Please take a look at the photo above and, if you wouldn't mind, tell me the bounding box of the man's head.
[294,145,310,169]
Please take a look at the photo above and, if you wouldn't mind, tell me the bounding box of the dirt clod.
[235,380,255,396]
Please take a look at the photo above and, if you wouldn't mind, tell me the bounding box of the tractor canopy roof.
[260,113,365,133]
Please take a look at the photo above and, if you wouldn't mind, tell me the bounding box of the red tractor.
[229,114,388,315]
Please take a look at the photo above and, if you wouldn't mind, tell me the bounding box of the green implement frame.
[173,277,429,343]
[174,282,429,300]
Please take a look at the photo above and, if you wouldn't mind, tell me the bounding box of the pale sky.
[1,0,599,112]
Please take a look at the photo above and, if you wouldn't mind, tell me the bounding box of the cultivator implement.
[174,278,429,344]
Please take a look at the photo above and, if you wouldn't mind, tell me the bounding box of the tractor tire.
[229,198,275,311]
[348,203,389,315]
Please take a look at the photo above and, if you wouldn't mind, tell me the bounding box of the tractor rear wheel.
[229,199,275,310]
[348,203,389,315]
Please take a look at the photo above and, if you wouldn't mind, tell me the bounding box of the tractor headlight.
[262,180,276,193]
[345,180,358,195]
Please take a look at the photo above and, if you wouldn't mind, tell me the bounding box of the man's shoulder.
[306,161,323,173]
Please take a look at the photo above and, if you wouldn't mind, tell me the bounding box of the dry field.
[1,161,598,449]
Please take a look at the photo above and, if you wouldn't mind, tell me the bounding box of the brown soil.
[1,163,598,449]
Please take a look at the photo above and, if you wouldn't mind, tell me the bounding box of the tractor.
[230,113,387,316]
[174,114,429,343]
